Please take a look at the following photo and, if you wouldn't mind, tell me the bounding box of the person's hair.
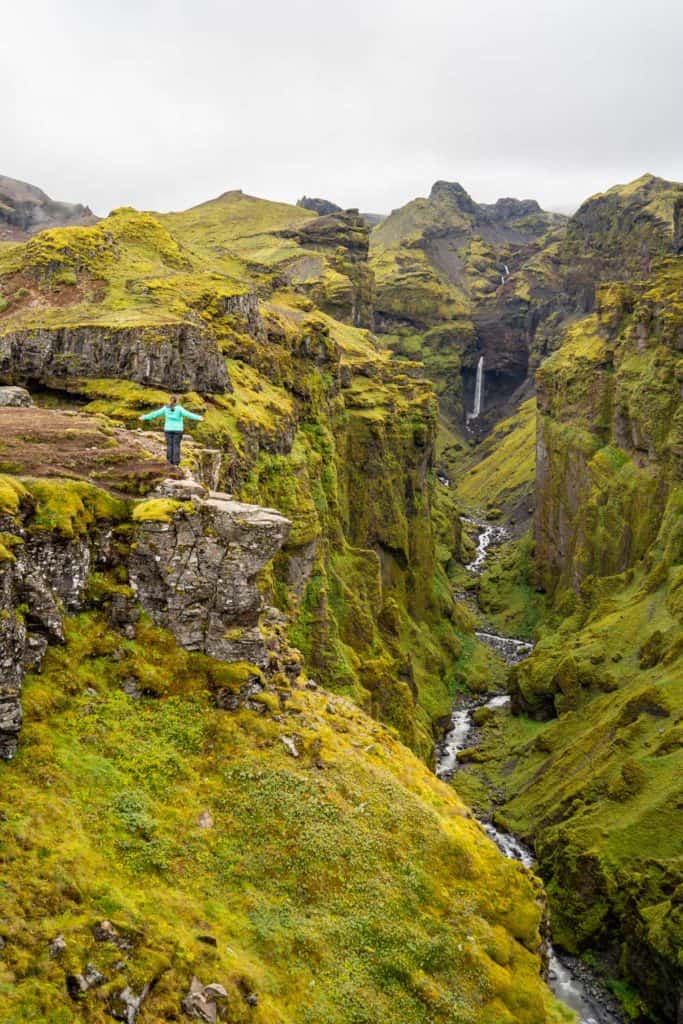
[168,394,178,407]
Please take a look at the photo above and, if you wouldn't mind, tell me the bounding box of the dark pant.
[165,431,183,465]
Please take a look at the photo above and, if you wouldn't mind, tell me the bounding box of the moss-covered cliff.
[454,255,683,1022]
[0,190,467,757]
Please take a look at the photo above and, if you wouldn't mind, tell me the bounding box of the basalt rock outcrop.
[0,508,98,758]
[0,323,231,394]
[0,477,290,758]
[129,487,291,666]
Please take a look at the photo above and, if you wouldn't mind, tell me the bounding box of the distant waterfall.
[472,355,484,418]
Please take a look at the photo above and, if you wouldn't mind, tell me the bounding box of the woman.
[139,395,204,466]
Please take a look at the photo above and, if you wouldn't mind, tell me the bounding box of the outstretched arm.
[139,406,166,421]
[178,406,203,422]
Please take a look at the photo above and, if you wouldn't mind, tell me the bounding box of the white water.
[462,516,508,572]
[466,357,485,426]
[472,355,484,418]
[475,630,533,663]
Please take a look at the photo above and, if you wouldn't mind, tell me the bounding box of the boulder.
[0,385,32,407]
[182,977,227,1022]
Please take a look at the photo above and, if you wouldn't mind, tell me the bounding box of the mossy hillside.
[456,398,537,518]
[285,209,375,328]
[453,564,682,1022]
[73,272,465,757]
[162,192,373,328]
[0,194,368,343]
[371,246,470,330]
[476,532,547,641]
[465,256,683,1020]
[0,612,574,1024]
[0,475,127,539]
[564,174,683,280]
[0,207,252,334]
[383,319,477,426]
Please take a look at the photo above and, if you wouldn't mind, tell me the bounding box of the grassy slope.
[456,398,537,515]
[0,613,572,1024]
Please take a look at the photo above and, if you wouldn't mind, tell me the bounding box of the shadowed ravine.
[436,519,626,1024]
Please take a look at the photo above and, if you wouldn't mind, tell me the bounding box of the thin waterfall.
[472,355,484,418]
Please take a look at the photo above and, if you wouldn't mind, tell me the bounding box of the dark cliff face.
[0,174,97,240]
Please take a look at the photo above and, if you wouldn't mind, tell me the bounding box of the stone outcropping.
[0,323,231,394]
[0,526,93,758]
[0,480,289,758]
[129,485,291,666]
[284,210,375,328]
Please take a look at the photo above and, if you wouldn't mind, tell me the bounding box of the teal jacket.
[140,404,203,432]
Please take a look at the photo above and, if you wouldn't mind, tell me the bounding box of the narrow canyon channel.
[437,518,626,1024]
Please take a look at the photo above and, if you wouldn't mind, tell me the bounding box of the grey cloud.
[2,0,682,216]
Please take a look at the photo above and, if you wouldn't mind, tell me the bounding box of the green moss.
[132,498,187,523]
[23,478,128,538]
[0,612,571,1024]
[457,399,537,513]
[0,530,23,561]
[477,532,547,639]
[0,473,28,515]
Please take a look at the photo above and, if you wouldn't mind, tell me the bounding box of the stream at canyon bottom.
[436,516,625,1024]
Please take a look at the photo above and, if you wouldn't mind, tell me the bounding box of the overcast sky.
[3,0,682,217]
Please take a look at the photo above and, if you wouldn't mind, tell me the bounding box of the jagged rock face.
[0,527,92,758]
[557,174,683,321]
[0,323,231,394]
[0,174,97,241]
[129,493,291,666]
[481,197,543,221]
[428,180,479,214]
[0,484,290,757]
[211,290,266,344]
[566,173,683,272]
